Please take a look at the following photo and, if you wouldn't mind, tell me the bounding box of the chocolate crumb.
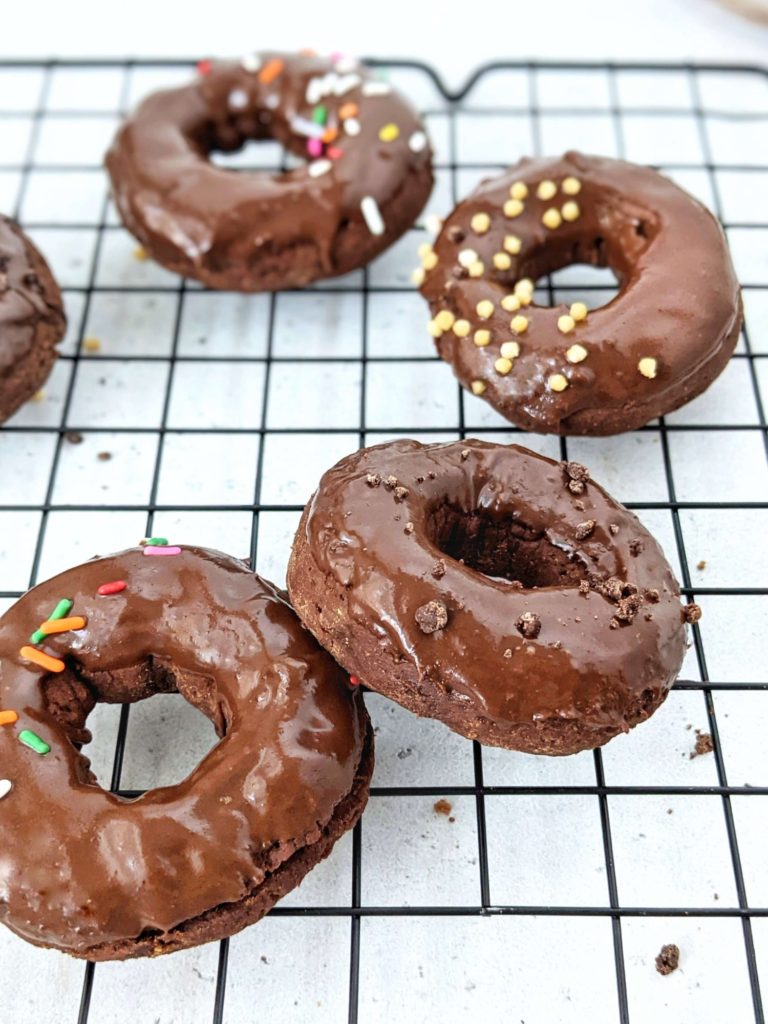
[394,485,409,502]
[683,603,702,624]
[629,539,645,557]
[460,449,471,461]
[568,479,585,495]
[415,600,448,634]
[510,580,524,590]
[645,589,660,603]
[574,499,586,511]
[97,451,112,462]
[404,522,414,534]
[503,648,513,658]
[383,475,398,490]
[431,559,446,579]
[579,580,590,596]
[433,798,453,816]
[448,816,456,823]
[614,593,643,624]
[655,944,680,976]
[609,524,620,535]
[366,473,381,488]
[515,611,541,639]
[575,519,596,540]
[697,559,707,571]
[64,431,83,445]
[690,730,714,759]
[447,225,465,244]
[452,264,468,280]
[428,471,436,480]
[609,619,620,630]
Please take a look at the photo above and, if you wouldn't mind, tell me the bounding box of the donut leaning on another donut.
[106,51,434,291]
[288,439,696,755]
[0,544,372,960]
[0,215,66,424]
[418,152,742,435]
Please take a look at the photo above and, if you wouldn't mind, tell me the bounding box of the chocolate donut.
[288,440,695,754]
[106,52,433,291]
[0,545,372,960]
[0,215,66,423]
[418,152,742,435]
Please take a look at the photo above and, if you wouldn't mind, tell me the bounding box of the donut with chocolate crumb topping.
[288,439,691,754]
[419,152,741,435]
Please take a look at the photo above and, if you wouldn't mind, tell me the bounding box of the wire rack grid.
[0,57,766,1024]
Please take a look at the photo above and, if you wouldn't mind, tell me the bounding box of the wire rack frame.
[0,58,766,1024]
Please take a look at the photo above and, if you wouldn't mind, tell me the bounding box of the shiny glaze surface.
[420,153,742,433]
[106,52,432,286]
[0,546,365,953]
[302,439,687,732]
[0,215,64,374]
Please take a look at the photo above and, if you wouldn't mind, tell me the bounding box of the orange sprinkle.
[258,58,284,85]
[339,102,359,120]
[40,616,87,635]
[322,126,339,144]
[19,646,65,673]
[0,710,19,726]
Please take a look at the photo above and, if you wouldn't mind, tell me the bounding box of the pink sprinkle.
[143,546,182,557]
[329,51,342,61]
[307,137,323,158]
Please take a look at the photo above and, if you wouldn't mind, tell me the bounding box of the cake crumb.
[133,245,148,261]
[690,729,714,759]
[97,451,112,461]
[575,519,596,540]
[697,559,707,571]
[32,389,45,402]
[433,799,452,816]
[83,336,101,353]
[655,944,680,976]
[461,448,471,461]
[366,473,381,488]
[516,611,541,639]
[415,600,448,634]
[394,485,409,502]
[683,603,702,624]
[65,431,83,444]
[431,559,446,579]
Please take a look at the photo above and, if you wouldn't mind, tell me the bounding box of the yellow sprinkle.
[570,301,588,322]
[435,310,455,331]
[561,201,580,222]
[427,320,443,338]
[32,389,45,403]
[476,299,495,319]
[501,294,521,312]
[83,336,101,353]
[557,315,575,334]
[471,380,487,396]
[458,248,478,268]
[417,242,433,259]
[411,267,425,286]
[133,245,148,261]
[500,341,520,359]
[638,357,658,379]
[542,208,562,230]
[510,315,529,335]
[493,252,512,270]
[503,198,524,218]
[470,212,491,234]
[425,213,443,235]
[503,235,521,255]
[474,329,491,347]
[536,180,557,200]
[515,278,534,295]
[548,373,569,392]
[494,357,513,375]
[468,260,485,278]
[453,319,471,338]
[562,176,582,195]
[422,251,438,270]
[510,181,528,200]
[379,123,400,142]
[566,343,588,363]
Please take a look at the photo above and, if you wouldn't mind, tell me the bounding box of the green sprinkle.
[312,105,327,125]
[29,628,46,644]
[19,730,50,755]
[145,537,168,547]
[50,598,73,621]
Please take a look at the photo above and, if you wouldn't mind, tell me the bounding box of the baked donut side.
[0,545,372,960]
[418,152,742,435]
[288,440,692,755]
[106,52,433,291]
[0,215,66,423]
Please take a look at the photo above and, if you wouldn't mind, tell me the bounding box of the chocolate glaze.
[106,52,433,290]
[289,440,688,752]
[0,215,66,422]
[0,546,368,956]
[420,153,742,435]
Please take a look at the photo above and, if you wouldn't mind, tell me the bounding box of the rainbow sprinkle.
[19,646,65,673]
[98,580,126,596]
[18,730,50,756]
[0,710,19,727]
[29,598,73,644]
[143,545,182,557]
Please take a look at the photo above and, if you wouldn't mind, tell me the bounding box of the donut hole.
[428,503,586,589]
[198,110,302,173]
[42,658,222,793]
[537,263,620,309]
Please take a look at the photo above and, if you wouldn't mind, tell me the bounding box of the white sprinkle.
[409,130,428,153]
[0,779,12,801]
[306,74,333,105]
[308,159,333,178]
[344,117,361,136]
[333,73,362,96]
[240,53,262,73]
[363,80,391,96]
[265,93,279,110]
[425,213,443,235]
[228,88,248,111]
[334,56,359,73]
[361,195,385,236]
[291,115,326,138]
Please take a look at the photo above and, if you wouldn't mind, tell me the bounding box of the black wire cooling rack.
[0,58,766,1024]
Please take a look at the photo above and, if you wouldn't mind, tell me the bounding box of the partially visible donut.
[106,51,433,291]
[418,152,742,435]
[288,439,696,755]
[0,544,372,960]
[0,215,66,423]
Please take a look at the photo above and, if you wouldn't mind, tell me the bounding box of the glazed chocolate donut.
[288,440,697,754]
[0,215,66,423]
[106,51,433,291]
[418,152,742,435]
[0,544,372,960]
